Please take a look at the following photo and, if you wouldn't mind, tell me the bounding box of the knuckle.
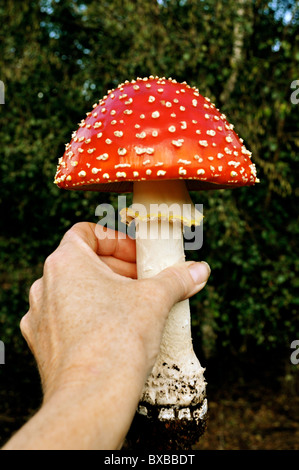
[62,224,81,242]
[20,312,31,339]
[28,278,42,307]
[20,313,35,353]
[69,221,87,232]
[63,222,91,244]
[43,252,57,271]
[43,248,64,275]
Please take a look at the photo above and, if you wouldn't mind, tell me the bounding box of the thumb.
[152,261,211,308]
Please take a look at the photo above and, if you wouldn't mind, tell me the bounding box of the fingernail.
[188,261,211,285]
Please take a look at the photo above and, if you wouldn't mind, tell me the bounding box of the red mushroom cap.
[54,76,258,192]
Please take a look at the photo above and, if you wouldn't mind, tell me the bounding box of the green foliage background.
[0,0,298,392]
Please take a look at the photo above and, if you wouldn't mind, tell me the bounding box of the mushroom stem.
[132,180,207,424]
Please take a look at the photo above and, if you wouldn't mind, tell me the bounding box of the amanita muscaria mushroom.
[54,76,258,444]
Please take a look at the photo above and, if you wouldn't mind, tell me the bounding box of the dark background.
[0,0,298,449]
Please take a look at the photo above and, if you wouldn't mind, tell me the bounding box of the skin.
[2,222,210,450]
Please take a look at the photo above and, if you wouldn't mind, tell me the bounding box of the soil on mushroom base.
[123,383,299,451]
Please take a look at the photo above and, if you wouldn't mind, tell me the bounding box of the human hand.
[6,222,210,449]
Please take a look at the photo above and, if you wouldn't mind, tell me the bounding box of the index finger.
[94,223,136,262]
[61,222,136,263]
